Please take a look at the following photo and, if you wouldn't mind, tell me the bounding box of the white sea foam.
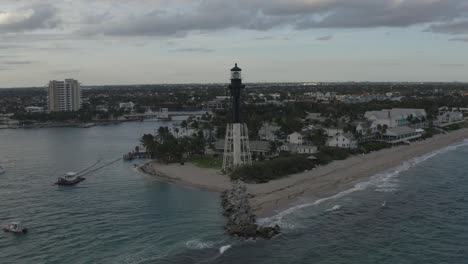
[219,245,232,254]
[185,239,215,249]
[325,205,342,212]
[259,139,468,226]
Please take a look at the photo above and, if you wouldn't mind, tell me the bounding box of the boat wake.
[259,139,468,226]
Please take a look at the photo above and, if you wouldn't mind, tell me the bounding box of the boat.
[79,123,96,128]
[157,108,172,121]
[55,172,86,186]
[3,222,28,234]
[0,166,5,175]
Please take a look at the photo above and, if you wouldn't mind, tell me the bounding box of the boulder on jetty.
[221,181,280,239]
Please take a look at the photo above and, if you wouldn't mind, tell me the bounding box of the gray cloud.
[449,37,468,42]
[3,61,35,65]
[369,63,401,67]
[75,0,468,37]
[316,35,333,41]
[50,69,81,75]
[434,63,466,67]
[429,20,468,35]
[0,3,61,33]
[174,48,214,53]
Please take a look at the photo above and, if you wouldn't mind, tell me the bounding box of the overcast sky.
[1,0,468,87]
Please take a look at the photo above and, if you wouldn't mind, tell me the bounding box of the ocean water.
[1,123,467,264]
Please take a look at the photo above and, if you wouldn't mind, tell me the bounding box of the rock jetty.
[221,181,280,239]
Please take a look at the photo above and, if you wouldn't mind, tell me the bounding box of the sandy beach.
[139,128,468,217]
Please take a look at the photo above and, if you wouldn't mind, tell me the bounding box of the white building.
[48,79,82,112]
[364,108,427,128]
[25,106,44,113]
[258,122,281,141]
[355,121,376,135]
[327,133,358,149]
[119,102,135,110]
[383,127,421,143]
[323,127,344,137]
[287,132,305,145]
[437,111,464,123]
[280,143,317,154]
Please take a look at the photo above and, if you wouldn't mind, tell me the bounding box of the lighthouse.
[222,63,252,172]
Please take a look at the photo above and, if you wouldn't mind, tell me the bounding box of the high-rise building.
[48,79,82,112]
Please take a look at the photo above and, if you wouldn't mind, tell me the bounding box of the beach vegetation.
[192,156,223,169]
[359,141,391,153]
[230,156,315,183]
[316,147,352,165]
[444,122,466,131]
[141,126,206,163]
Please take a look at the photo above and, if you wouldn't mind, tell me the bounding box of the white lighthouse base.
[222,123,252,172]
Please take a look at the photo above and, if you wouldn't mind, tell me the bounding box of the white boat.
[3,222,28,234]
[157,108,172,121]
[55,172,86,185]
[79,123,96,128]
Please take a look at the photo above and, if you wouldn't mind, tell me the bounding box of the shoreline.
[138,128,468,218]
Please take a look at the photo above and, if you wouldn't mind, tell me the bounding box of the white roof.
[365,108,427,120]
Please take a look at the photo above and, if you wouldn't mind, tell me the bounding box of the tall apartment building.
[48,79,82,112]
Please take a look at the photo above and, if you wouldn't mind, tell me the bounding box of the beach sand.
[139,128,468,218]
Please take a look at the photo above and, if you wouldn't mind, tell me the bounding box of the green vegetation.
[192,156,222,169]
[444,122,467,131]
[360,142,391,153]
[230,156,315,183]
[316,147,352,165]
[141,127,205,163]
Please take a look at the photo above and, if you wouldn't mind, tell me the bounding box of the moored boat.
[55,172,86,186]
[3,222,28,234]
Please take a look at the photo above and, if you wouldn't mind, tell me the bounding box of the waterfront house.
[323,126,345,137]
[327,133,358,149]
[383,127,421,144]
[364,108,427,128]
[437,111,464,124]
[280,143,318,154]
[355,121,375,135]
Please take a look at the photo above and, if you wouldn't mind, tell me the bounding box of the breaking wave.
[259,139,468,226]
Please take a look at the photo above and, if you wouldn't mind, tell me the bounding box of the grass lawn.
[192,156,223,169]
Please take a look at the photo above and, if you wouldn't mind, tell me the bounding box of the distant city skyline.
[1,0,468,88]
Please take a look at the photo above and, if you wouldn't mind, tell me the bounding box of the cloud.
[433,63,465,67]
[174,48,214,53]
[2,0,468,39]
[3,60,35,65]
[429,20,468,35]
[449,37,468,42]
[316,34,333,41]
[0,3,60,33]
[74,0,468,37]
[50,69,81,75]
[369,63,401,67]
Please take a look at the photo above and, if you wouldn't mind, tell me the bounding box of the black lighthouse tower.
[222,63,252,171]
[229,63,245,123]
